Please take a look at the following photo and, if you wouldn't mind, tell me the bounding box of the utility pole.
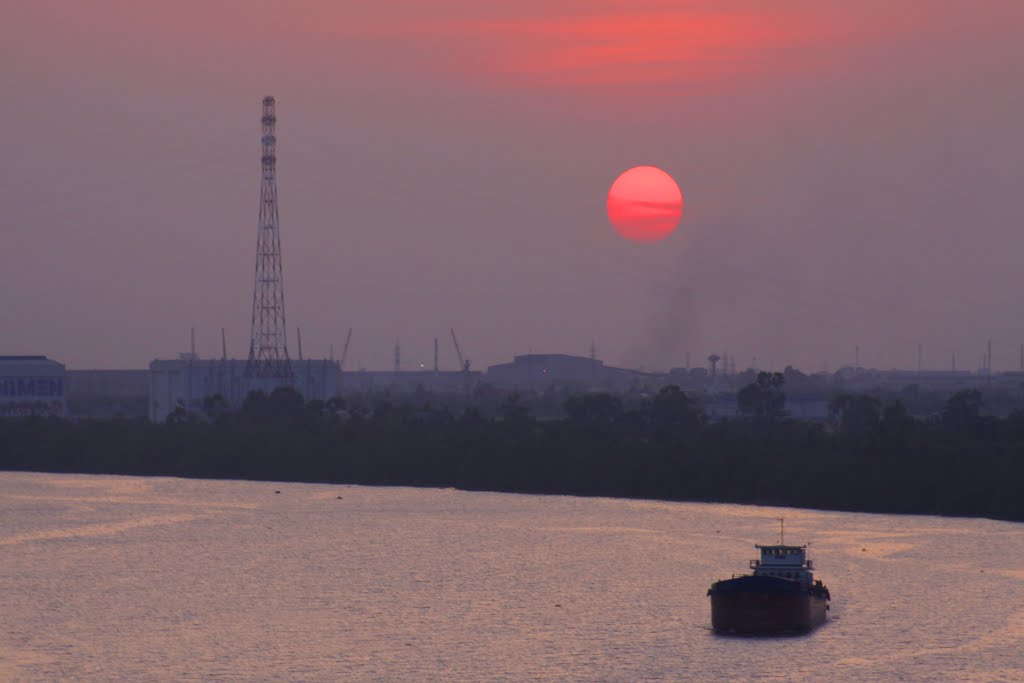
[987,339,993,377]
[296,327,311,395]
[188,327,196,411]
[245,96,293,383]
[219,327,228,399]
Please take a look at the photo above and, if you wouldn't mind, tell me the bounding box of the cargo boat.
[708,532,830,634]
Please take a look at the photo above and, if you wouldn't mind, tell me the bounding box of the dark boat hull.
[709,575,828,634]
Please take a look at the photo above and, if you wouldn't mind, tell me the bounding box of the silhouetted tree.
[499,393,532,425]
[829,393,881,436]
[202,394,230,422]
[563,393,623,425]
[3,386,1024,522]
[650,385,704,430]
[943,389,982,419]
[166,405,198,425]
[738,372,786,419]
[941,389,984,437]
[880,400,916,440]
[241,390,269,421]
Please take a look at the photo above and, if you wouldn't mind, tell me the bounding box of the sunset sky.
[3,1,1023,372]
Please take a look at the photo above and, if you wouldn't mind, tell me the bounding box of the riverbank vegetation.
[2,378,1022,521]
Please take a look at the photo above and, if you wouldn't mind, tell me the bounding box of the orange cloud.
[387,8,842,90]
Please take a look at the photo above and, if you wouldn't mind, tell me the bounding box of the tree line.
[2,374,1022,521]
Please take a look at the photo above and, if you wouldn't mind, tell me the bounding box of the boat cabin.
[750,544,814,584]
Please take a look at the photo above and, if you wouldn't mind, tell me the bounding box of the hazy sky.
[4,1,1023,373]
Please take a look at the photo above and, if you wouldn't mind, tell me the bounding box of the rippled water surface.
[2,472,1022,682]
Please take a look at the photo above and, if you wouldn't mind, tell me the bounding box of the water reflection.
[1,472,1021,682]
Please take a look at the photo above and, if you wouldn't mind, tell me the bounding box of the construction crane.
[338,328,353,371]
[450,328,470,372]
[218,328,228,398]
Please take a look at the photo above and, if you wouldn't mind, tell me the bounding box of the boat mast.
[778,518,784,545]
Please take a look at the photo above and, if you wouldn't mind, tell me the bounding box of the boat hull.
[709,575,828,634]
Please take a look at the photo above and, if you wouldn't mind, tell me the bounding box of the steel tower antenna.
[246,96,293,382]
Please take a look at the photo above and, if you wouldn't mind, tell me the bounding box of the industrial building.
[66,370,148,419]
[834,368,976,392]
[338,369,481,395]
[485,354,655,392]
[0,356,66,417]
[149,356,340,422]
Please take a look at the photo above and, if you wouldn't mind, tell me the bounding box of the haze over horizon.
[4,1,1023,374]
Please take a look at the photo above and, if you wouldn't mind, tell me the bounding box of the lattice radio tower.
[245,96,293,382]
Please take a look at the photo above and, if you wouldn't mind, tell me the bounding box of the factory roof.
[509,353,603,365]
[0,355,64,367]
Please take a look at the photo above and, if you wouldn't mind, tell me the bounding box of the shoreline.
[4,385,1022,523]
[3,461,1021,524]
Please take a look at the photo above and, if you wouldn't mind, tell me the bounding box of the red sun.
[606,166,684,242]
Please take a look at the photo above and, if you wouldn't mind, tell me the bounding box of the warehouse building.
[66,369,149,419]
[148,356,340,422]
[0,355,66,417]
[485,354,654,392]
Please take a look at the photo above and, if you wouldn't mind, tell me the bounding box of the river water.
[2,472,1022,682]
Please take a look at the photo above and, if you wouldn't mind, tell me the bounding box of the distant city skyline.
[3,1,1023,373]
